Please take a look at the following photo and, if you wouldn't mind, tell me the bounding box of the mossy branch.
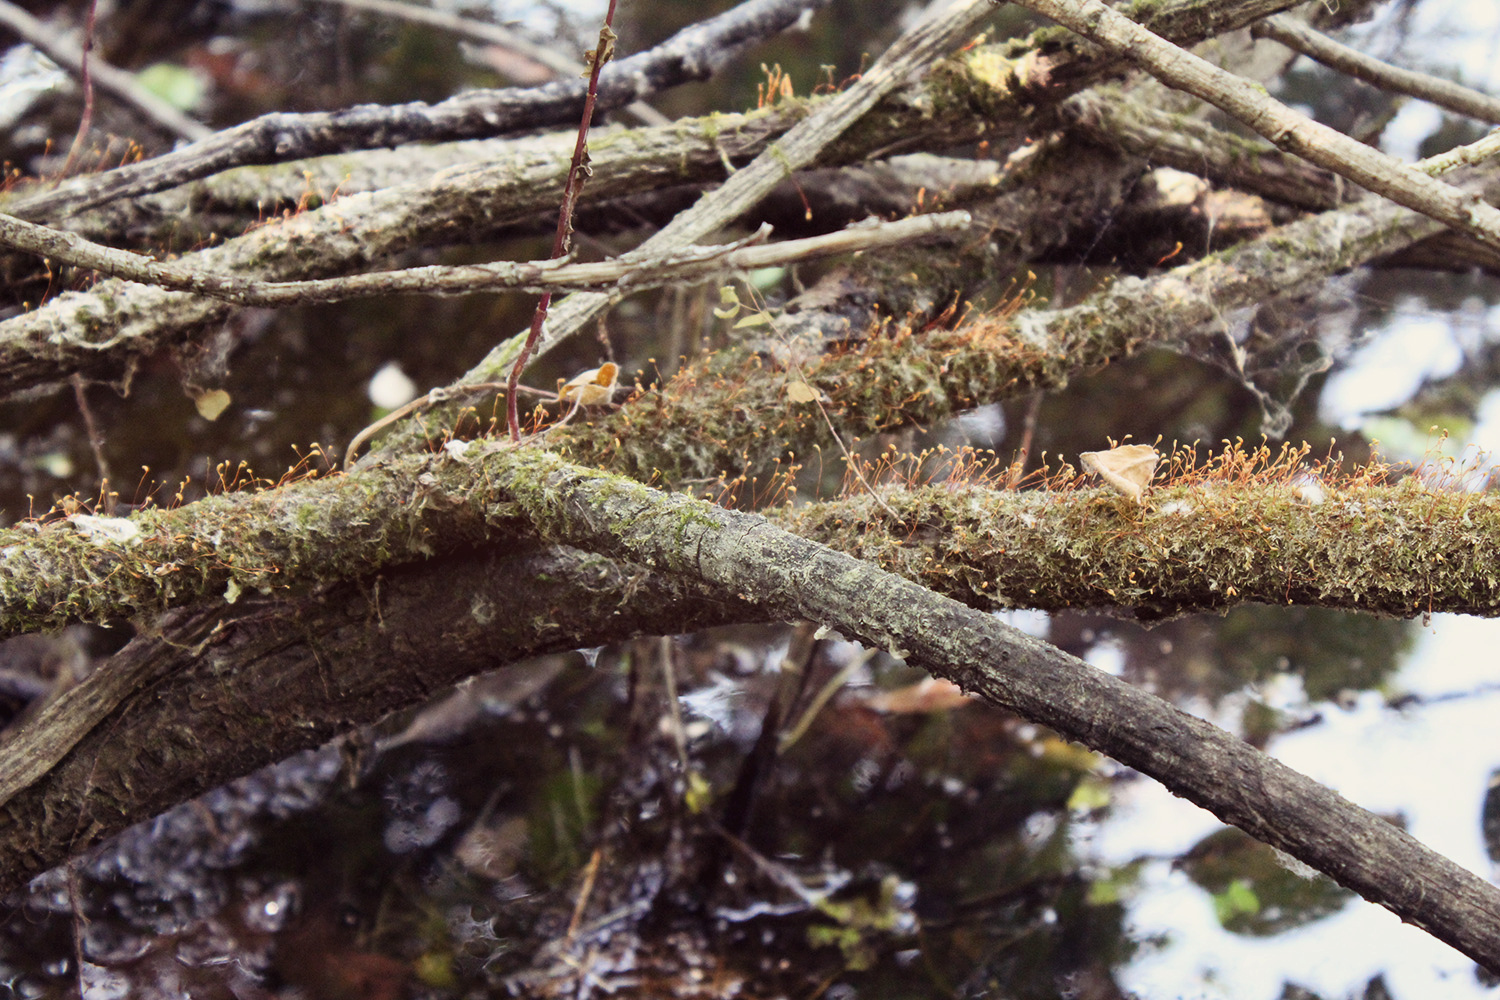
[5,437,1499,639]
[784,477,1500,619]
[548,166,1480,487]
[0,544,749,894]
[485,446,1500,973]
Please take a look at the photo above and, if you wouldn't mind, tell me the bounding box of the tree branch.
[2,0,829,222]
[0,543,748,893]
[1014,0,1500,250]
[5,428,1500,647]
[0,199,971,307]
[1252,13,1500,126]
[489,447,1500,973]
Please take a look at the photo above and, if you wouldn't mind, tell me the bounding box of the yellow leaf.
[192,388,232,421]
[712,285,742,319]
[786,381,821,403]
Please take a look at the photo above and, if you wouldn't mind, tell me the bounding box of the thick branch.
[5,433,1500,643]
[490,447,1500,973]
[0,544,747,893]
[785,478,1500,620]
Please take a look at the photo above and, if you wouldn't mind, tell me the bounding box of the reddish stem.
[506,0,619,442]
[57,0,99,182]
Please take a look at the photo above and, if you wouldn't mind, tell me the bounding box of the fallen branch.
[3,0,829,222]
[1015,0,1500,250]
[494,447,1500,973]
[1253,13,1500,125]
[0,207,970,308]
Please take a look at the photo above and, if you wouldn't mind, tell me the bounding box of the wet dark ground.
[0,611,1417,999]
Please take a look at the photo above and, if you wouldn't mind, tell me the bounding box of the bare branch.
[0,207,970,306]
[1014,0,1500,250]
[1253,13,1500,125]
[3,0,829,222]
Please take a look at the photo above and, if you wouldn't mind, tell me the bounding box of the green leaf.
[1212,878,1261,924]
[136,63,205,111]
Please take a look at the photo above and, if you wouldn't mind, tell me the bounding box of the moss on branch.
[781,478,1500,619]
[6,435,1499,637]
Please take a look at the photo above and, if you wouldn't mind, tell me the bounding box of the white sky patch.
[1321,311,1464,426]
[1469,388,1500,456]
[1085,614,1500,1000]
[1381,101,1446,163]
[995,608,1050,639]
[368,362,419,409]
[1083,637,1125,676]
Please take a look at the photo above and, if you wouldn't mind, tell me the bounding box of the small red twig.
[57,0,99,183]
[506,2,619,442]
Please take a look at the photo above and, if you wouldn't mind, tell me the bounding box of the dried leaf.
[864,677,972,714]
[1080,444,1159,501]
[558,362,619,406]
[713,285,742,319]
[786,380,821,403]
[192,388,231,421]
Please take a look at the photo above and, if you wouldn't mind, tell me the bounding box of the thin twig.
[342,381,561,468]
[1253,14,1500,126]
[1006,390,1043,490]
[55,0,98,181]
[70,374,112,510]
[0,0,211,143]
[1013,0,1500,251]
[307,0,670,125]
[508,1,618,442]
[0,208,968,308]
[778,648,874,753]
